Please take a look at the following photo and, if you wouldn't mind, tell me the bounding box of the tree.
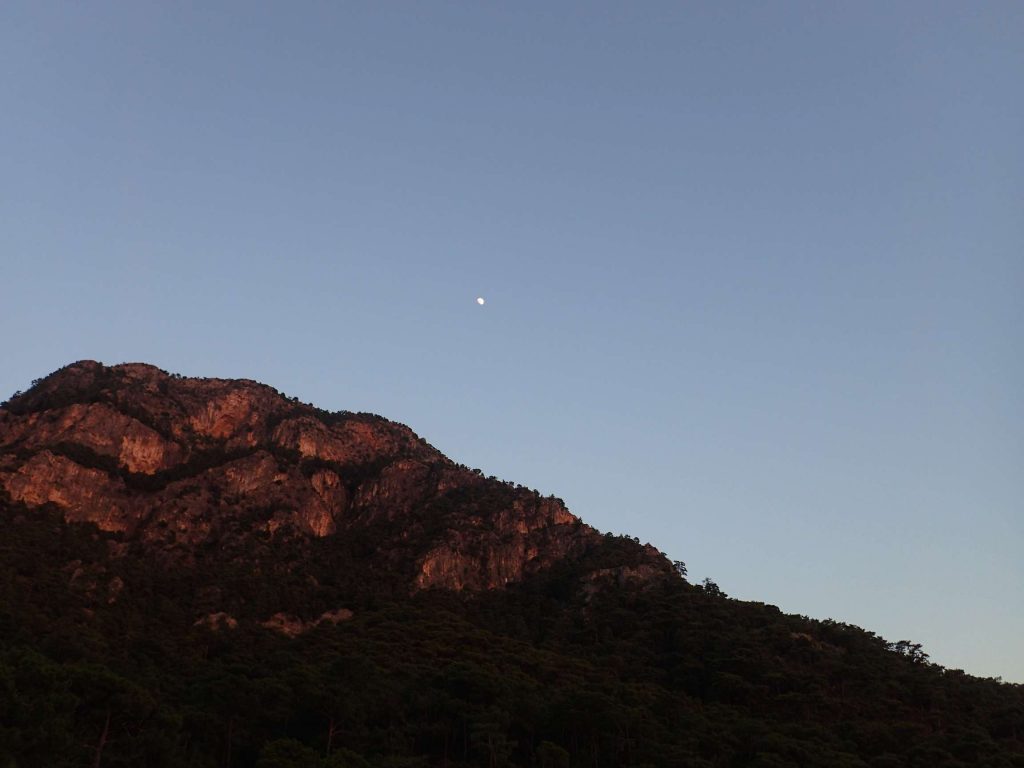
[889,641,929,665]
[701,578,725,597]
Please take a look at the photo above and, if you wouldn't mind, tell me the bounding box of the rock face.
[0,361,668,592]
[260,609,355,637]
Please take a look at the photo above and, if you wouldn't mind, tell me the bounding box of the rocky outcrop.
[5,450,135,532]
[0,402,184,473]
[261,612,309,637]
[0,361,669,593]
[414,495,597,591]
[194,612,239,631]
[260,608,355,637]
[318,608,354,625]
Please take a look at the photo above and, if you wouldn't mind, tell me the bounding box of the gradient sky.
[2,2,1021,681]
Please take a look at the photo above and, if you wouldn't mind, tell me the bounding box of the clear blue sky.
[2,2,1021,681]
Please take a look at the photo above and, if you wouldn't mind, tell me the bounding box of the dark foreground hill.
[1,362,1021,768]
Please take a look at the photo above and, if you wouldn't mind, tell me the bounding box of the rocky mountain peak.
[0,361,670,592]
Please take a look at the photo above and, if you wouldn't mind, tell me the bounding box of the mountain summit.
[0,361,668,593]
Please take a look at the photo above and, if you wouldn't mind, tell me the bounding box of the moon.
[476,297,485,305]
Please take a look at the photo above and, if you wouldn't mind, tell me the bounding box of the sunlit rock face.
[5,450,134,532]
[413,495,593,591]
[0,361,668,592]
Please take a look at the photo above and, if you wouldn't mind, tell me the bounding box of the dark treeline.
[1,500,1022,768]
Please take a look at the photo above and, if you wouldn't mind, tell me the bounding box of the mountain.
[1,361,1021,768]
[0,360,666,594]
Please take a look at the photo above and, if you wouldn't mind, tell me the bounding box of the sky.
[1,2,1021,682]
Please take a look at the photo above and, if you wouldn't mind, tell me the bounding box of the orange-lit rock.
[0,361,669,593]
[2,450,136,532]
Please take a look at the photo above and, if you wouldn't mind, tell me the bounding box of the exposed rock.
[0,402,183,473]
[1,360,670,594]
[354,459,435,522]
[310,468,348,519]
[261,608,354,636]
[261,612,308,637]
[3,450,136,532]
[194,612,239,631]
[318,608,354,625]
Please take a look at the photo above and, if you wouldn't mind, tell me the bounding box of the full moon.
[476,297,485,305]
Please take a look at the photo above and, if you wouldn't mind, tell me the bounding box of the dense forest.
[2,497,1022,768]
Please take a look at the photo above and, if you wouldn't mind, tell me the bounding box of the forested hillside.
[1,364,1021,767]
